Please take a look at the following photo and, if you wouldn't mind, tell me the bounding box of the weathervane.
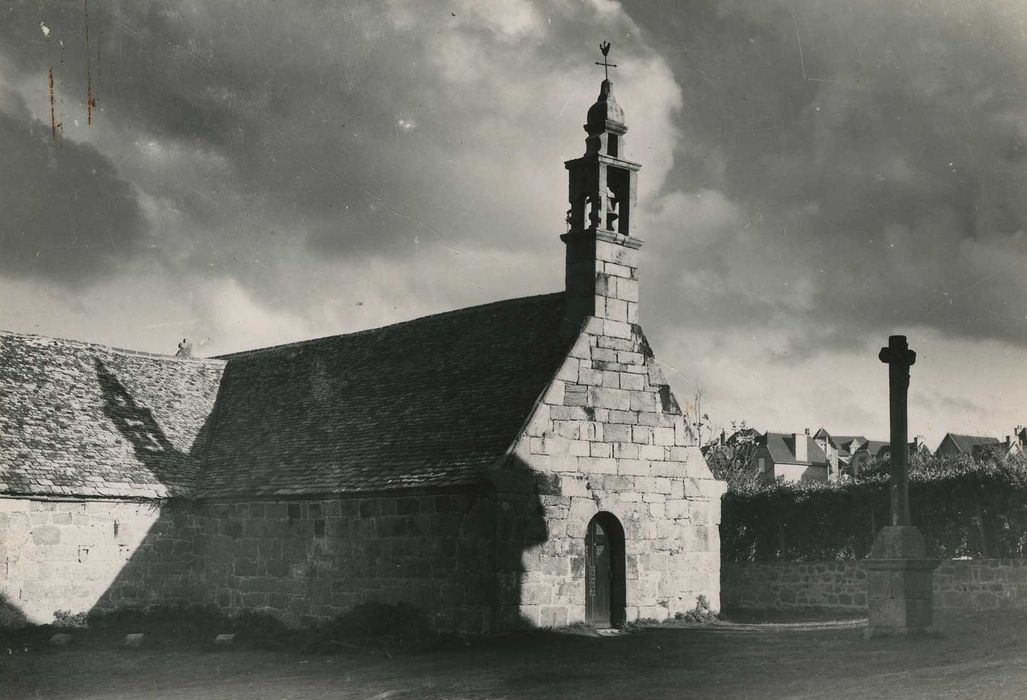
[595,41,617,80]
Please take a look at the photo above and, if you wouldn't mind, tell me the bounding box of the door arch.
[585,512,626,627]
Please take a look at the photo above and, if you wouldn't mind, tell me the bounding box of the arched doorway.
[585,512,626,627]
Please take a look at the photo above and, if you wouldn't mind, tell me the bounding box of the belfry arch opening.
[585,512,626,627]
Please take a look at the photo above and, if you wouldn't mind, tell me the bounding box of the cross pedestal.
[865,335,938,637]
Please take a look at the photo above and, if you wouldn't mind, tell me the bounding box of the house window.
[758,457,766,473]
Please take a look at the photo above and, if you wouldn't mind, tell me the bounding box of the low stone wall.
[722,561,867,612]
[723,559,1027,613]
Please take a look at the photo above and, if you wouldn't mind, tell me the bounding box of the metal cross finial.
[595,41,617,80]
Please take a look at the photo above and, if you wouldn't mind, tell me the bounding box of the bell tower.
[562,43,643,328]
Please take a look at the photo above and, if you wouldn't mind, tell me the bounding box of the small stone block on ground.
[124,633,145,648]
[49,633,73,647]
[213,633,236,646]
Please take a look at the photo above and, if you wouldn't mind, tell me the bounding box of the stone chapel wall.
[499,314,727,628]
[186,492,499,632]
[2,491,505,634]
[0,497,192,626]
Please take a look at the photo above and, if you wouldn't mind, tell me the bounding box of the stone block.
[605,424,632,442]
[870,526,927,558]
[578,457,618,474]
[566,439,591,455]
[551,406,591,420]
[565,385,588,406]
[625,302,639,324]
[652,427,675,446]
[124,633,145,648]
[608,410,637,425]
[49,633,73,647]
[524,403,550,437]
[597,336,635,352]
[651,460,683,478]
[604,262,633,279]
[636,412,659,427]
[602,320,632,340]
[606,299,628,322]
[617,458,650,476]
[588,387,631,411]
[556,359,579,382]
[665,499,690,520]
[630,392,657,413]
[613,442,640,459]
[31,526,61,545]
[521,583,554,605]
[540,606,569,628]
[619,373,645,391]
[554,420,584,440]
[632,425,653,445]
[578,367,604,386]
[640,445,667,461]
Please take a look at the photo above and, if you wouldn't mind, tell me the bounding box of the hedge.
[721,456,1027,561]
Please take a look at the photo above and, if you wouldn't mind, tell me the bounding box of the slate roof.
[831,435,866,453]
[1,294,572,500]
[853,440,888,458]
[0,331,224,498]
[762,432,829,467]
[942,433,1000,455]
[199,293,570,497]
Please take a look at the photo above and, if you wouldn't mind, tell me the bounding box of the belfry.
[562,54,643,328]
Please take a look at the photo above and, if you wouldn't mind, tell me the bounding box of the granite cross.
[595,41,617,80]
[878,335,916,526]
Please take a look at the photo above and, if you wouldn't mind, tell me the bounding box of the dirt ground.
[3,611,1026,699]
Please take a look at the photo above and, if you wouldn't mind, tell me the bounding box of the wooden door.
[585,517,612,626]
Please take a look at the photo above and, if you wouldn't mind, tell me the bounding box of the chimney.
[793,432,808,462]
[175,338,193,359]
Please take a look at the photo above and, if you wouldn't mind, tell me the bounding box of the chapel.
[0,71,726,633]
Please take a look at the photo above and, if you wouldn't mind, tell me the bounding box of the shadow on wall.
[0,594,28,628]
[82,360,213,613]
[88,361,551,633]
[93,358,210,488]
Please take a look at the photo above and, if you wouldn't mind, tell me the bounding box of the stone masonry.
[723,560,1027,615]
[0,498,182,625]
[498,311,726,627]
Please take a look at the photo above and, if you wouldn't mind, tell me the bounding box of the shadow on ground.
[3,611,1026,700]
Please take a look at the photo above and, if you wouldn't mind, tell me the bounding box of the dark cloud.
[1,0,1023,355]
[0,104,145,285]
[632,0,1027,348]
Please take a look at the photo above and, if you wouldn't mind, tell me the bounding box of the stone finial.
[175,338,193,358]
[586,79,625,133]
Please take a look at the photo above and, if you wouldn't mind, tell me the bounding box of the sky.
[1,0,1024,448]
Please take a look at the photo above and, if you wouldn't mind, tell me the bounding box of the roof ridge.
[215,291,565,360]
[0,328,225,365]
